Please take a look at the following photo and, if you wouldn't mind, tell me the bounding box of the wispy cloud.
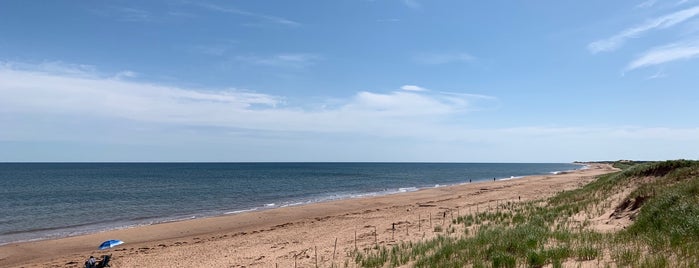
[235,53,322,68]
[195,2,300,27]
[588,5,699,53]
[0,63,496,138]
[400,85,427,91]
[167,10,197,18]
[414,52,474,64]
[2,61,97,77]
[102,6,153,22]
[636,0,658,9]
[626,39,699,70]
[646,69,669,79]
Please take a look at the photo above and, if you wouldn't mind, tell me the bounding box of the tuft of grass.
[356,246,389,268]
[490,251,516,268]
[638,254,668,268]
[433,225,443,232]
[574,245,598,261]
[526,250,546,267]
[613,247,641,267]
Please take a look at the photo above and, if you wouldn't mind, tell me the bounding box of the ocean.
[0,162,582,245]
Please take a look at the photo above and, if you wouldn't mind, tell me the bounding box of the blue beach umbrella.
[98,239,124,250]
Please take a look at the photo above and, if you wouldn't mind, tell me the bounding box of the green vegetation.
[353,160,699,267]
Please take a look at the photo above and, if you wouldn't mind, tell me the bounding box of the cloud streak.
[195,2,300,26]
[234,53,322,68]
[636,0,658,9]
[92,6,154,22]
[588,5,699,53]
[626,39,699,70]
[400,85,427,91]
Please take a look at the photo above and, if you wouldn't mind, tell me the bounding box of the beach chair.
[96,254,111,268]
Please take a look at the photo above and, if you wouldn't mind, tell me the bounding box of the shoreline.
[0,163,612,267]
[0,163,585,247]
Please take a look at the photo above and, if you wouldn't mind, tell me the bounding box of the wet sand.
[0,163,617,267]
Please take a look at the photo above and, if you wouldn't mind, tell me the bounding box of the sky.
[1,0,698,162]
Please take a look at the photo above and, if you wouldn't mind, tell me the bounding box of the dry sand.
[0,164,617,268]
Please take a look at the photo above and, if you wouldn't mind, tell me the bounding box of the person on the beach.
[85,256,96,268]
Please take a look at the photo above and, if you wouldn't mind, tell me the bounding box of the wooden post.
[315,246,318,268]
[373,226,377,247]
[429,213,432,229]
[418,214,421,231]
[354,230,357,251]
[333,237,337,267]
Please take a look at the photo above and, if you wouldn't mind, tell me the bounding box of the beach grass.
[353,160,699,267]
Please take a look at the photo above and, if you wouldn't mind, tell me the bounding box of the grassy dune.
[353,160,699,267]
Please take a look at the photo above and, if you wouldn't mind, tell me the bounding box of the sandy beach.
[0,164,617,268]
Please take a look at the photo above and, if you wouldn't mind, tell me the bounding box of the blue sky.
[1,0,698,162]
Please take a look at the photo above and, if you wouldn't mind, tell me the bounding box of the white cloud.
[235,53,322,68]
[2,61,96,77]
[645,69,668,79]
[414,52,474,64]
[636,0,658,9]
[0,63,492,138]
[114,70,138,79]
[400,85,427,91]
[344,90,466,117]
[588,5,699,53]
[626,39,699,70]
[0,67,282,126]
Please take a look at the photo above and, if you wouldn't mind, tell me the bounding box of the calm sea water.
[0,162,581,245]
